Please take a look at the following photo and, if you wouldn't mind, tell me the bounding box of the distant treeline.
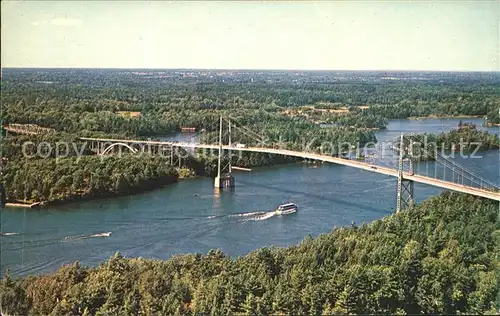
[1,69,498,137]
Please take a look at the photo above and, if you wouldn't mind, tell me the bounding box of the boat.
[275,203,298,215]
[0,232,19,236]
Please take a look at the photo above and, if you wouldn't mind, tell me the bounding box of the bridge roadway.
[79,137,500,202]
[4,124,56,136]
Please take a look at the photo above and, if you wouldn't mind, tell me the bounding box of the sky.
[1,1,498,71]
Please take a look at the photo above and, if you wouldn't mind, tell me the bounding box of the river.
[1,118,498,277]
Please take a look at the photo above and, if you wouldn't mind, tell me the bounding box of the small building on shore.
[181,127,196,133]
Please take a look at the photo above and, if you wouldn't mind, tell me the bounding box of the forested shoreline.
[1,143,304,206]
[1,70,499,315]
[1,192,498,315]
[2,155,179,204]
[1,70,499,206]
[6,121,498,206]
[397,122,500,161]
[1,129,309,205]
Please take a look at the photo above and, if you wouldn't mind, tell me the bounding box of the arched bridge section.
[100,143,138,156]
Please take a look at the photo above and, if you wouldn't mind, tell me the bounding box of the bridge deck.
[4,125,56,135]
[79,137,500,202]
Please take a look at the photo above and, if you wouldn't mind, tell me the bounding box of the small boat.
[275,203,298,215]
[0,232,19,236]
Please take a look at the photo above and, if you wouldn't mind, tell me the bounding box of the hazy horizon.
[3,67,500,73]
[2,1,498,71]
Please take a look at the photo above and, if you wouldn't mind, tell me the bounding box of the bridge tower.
[396,133,414,213]
[214,115,235,189]
[228,119,232,174]
[0,119,4,208]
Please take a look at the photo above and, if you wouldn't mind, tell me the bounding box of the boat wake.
[0,232,20,236]
[64,232,112,241]
[250,211,276,221]
[207,211,276,222]
[361,182,393,193]
[228,211,265,218]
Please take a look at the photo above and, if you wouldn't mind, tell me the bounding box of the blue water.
[378,118,500,141]
[1,118,498,277]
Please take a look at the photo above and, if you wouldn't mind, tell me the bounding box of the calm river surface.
[1,118,498,276]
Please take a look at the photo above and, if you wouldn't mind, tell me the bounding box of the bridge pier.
[396,178,414,212]
[396,134,414,213]
[95,141,101,154]
[214,115,236,189]
[214,174,235,189]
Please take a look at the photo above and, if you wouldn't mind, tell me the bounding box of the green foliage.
[3,70,498,138]
[2,192,498,315]
[400,122,500,160]
[2,155,178,203]
[1,70,499,314]
[1,132,93,161]
[436,122,500,151]
[486,108,499,125]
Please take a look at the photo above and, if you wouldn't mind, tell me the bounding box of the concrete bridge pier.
[89,141,99,154]
[214,174,235,189]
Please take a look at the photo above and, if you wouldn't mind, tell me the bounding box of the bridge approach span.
[79,137,500,202]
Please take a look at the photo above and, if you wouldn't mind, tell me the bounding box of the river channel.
[1,118,498,276]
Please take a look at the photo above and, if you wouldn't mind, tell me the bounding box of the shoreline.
[3,126,496,210]
[5,201,41,208]
[5,143,498,209]
[2,161,302,210]
[408,115,483,120]
[4,178,181,210]
[5,192,497,316]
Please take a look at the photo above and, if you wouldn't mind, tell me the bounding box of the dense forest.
[1,69,499,136]
[398,122,500,161]
[1,69,498,204]
[0,131,305,204]
[2,155,178,203]
[3,121,496,204]
[433,122,500,151]
[1,192,498,315]
[1,71,499,314]
[486,108,500,125]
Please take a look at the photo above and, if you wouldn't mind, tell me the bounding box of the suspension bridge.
[4,118,500,212]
